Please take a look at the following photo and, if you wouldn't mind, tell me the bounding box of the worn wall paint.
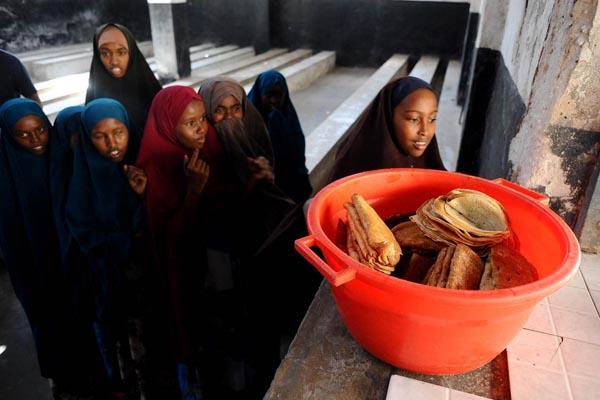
[508,0,599,227]
[0,0,150,52]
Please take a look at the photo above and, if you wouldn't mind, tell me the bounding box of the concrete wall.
[270,0,470,67]
[188,0,270,53]
[0,0,150,52]
[460,0,600,232]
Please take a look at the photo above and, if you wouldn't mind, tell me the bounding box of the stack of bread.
[410,189,510,248]
[339,189,538,290]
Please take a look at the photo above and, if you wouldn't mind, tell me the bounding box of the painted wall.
[270,0,470,67]
[187,0,270,53]
[0,0,150,52]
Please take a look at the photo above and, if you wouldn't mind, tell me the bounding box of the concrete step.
[408,56,440,85]
[189,45,238,62]
[190,47,254,71]
[184,48,289,90]
[17,42,92,63]
[229,49,313,85]
[305,53,410,188]
[436,60,463,172]
[30,41,155,82]
[275,51,336,92]
[44,93,87,122]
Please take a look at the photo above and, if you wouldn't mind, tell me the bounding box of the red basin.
[295,169,580,374]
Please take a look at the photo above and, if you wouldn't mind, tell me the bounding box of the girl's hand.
[184,148,210,196]
[124,165,147,197]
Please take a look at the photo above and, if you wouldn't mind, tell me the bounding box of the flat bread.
[446,244,484,290]
[392,221,444,253]
[479,244,538,289]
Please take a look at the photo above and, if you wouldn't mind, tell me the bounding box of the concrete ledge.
[305,54,410,189]
[229,49,313,85]
[279,51,336,92]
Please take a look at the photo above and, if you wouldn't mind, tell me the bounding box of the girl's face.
[392,88,438,158]
[98,27,130,79]
[175,100,209,150]
[212,95,243,123]
[261,85,284,113]
[12,115,49,155]
[90,118,129,162]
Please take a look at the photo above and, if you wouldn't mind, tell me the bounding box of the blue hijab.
[65,98,143,323]
[248,70,312,202]
[51,106,84,261]
[0,98,73,379]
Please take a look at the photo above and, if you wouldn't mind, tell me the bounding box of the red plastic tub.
[295,169,580,374]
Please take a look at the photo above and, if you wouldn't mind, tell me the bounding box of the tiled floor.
[507,252,600,400]
[386,252,600,400]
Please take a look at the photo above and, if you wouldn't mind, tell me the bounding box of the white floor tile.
[385,375,493,400]
[560,339,600,379]
[549,286,598,315]
[509,360,571,400]
[566,269,586,289]
[568,374,600,400]
[580,255,600,291]
[507,329,563,373]
[386,375,446,400]
[524,300,555,334]
[550,307,600,346]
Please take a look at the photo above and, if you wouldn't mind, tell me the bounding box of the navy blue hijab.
[65,98,143,323]
[0,98,75,379]
[248,70,312,202]
[51,105,84,261]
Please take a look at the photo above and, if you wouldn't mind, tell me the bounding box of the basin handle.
[295,235,356,287]
[492,178,550,206]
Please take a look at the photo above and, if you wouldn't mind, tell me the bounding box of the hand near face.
[124,165,147,197]
[248,156,275,184]
[184,148,210,196]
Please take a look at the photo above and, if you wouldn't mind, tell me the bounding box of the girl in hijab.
[197,75,274,162]
[65,98,148,397]
[329,76,445,182]
[86,23,162,141]
[0,99,102,399]
[248,70,312,203]
[136,85,211,400]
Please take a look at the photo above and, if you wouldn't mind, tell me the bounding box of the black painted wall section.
[457,12,479,106]
[187,0,270,53]
[0,0,150,52]
[270,0,470,67]
[547,126,600,227]
[457,48,526,179]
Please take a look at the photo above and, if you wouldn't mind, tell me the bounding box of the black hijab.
[329,76,445,182]
[86,23,161,140]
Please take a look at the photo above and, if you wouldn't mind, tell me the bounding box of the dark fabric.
[136,85,209,362]
[86,23,161,142]
[51,105,85,262]
[0,99,99,390]
[0,49,37,106]
[197,75,274,163]
[248,70,312,203]
[65,98,143,366]
[329,76,446,182]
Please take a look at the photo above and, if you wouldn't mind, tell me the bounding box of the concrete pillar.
[508,0,600,230]
[147,0,191,82]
